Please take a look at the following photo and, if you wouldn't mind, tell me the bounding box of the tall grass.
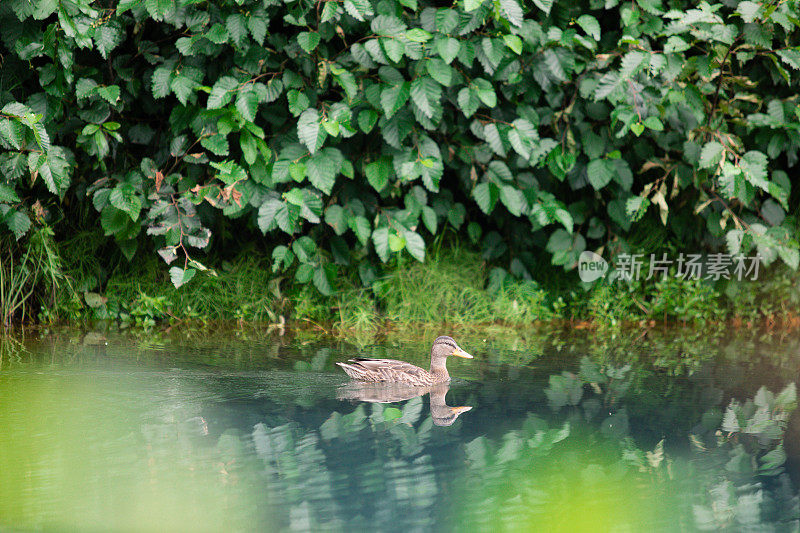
[374,247,557,325]
[0,244,38,328]
[100,254,281,323]
[1,228,74,327]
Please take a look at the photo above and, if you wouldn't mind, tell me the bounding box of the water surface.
[1,328,798,531]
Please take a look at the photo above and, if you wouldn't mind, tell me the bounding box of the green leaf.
[532,0,552,15]
[576,14,600,40]
[240,130,257,165]
[297,32,321,53]
[620,51,646,79]
[664,36,690,54]
[325,204,348,235]
[405,29,431,42]
[554,209,573,233]
[421,206,437,234]
[740,150,768,190]
[334,70,358,101]
[426,58,452,86]
[435,37,460,64]
[737,1,760,23]
[151,66,172,99]
[473,79,496,107]
[109,186,142,221]
[100,206,129,236]
[236,87,259,122]
[777,49,800,70]
[635,0,662,14]
[207,76,238,109]
[403,230,425,262]
[5,210,31,240]
[313,266,334,295]
[503,34,523,55]
[457,87,479,117]
[287,90,310,117]
[117,0,143,14]
[271,245,294,272]
[699,141,724,169]
[410,77,440,119]
[344,0,374,21]
[97,85,120,105]
[292,238,318,263]
[388,232,405,252]
[169,267,196,288]
[349,215,371,245]
[248,15,267,44]
[307,148,343,195]
[226,14,248,46]
[484,123,505,157]
[643,116,663,131]
[201,134,229,156]
[372,227,390,262]
[594,72,622,100]
[380,81,410,118]
[587,159,614,190]
[358,109,379,133]
[0,184,20,202]
[258,199,281,233]
[499,0,523,27]
[366,157,391,191]
[473,182,498,214]
[499,185,525,216]
[384,407,402,420]
[434,9,459,33]
[295,263,314,283]
[170,74,198,105]
[298,108,322,154]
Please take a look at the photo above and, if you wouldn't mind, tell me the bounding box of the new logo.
[578,251,608,282]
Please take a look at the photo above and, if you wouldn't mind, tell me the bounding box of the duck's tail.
[336,361,369,381]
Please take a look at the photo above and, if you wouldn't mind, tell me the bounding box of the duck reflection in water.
[336,382,472,427]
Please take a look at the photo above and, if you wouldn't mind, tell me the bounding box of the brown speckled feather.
[336,336,471,385]
[336,358,438,386]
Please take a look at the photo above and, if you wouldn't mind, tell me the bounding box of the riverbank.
[4,230,799,332]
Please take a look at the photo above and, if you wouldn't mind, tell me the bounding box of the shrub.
[0,0,797,303]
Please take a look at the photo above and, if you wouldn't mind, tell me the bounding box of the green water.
[1,328,798,532]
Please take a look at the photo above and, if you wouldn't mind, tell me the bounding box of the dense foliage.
[1,0,799,293]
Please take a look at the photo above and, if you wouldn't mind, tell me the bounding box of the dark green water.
[1,328,799,532]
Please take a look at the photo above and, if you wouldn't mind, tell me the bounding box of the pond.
[0,327,798,531]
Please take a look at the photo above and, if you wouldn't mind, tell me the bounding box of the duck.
[336,336,473,386]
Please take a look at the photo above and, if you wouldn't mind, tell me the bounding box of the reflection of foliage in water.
[689,383,798,529]
[166,367,797,531]
[4,329,800,531]
[445,358,799,531]
[249,398,457,531]
[0,335,28,369]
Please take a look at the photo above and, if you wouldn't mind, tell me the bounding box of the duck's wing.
[336,358,433,385]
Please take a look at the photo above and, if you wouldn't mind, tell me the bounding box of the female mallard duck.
[336,336,472,386]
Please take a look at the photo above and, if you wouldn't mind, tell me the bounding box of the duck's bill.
[451,406,473,414]
[451,348,473,359]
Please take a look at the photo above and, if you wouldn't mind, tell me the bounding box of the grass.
[3,228,798,332]
[1,227,75,327]
[328,247,560,330]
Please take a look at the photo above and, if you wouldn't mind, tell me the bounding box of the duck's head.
[431,336,473,362]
